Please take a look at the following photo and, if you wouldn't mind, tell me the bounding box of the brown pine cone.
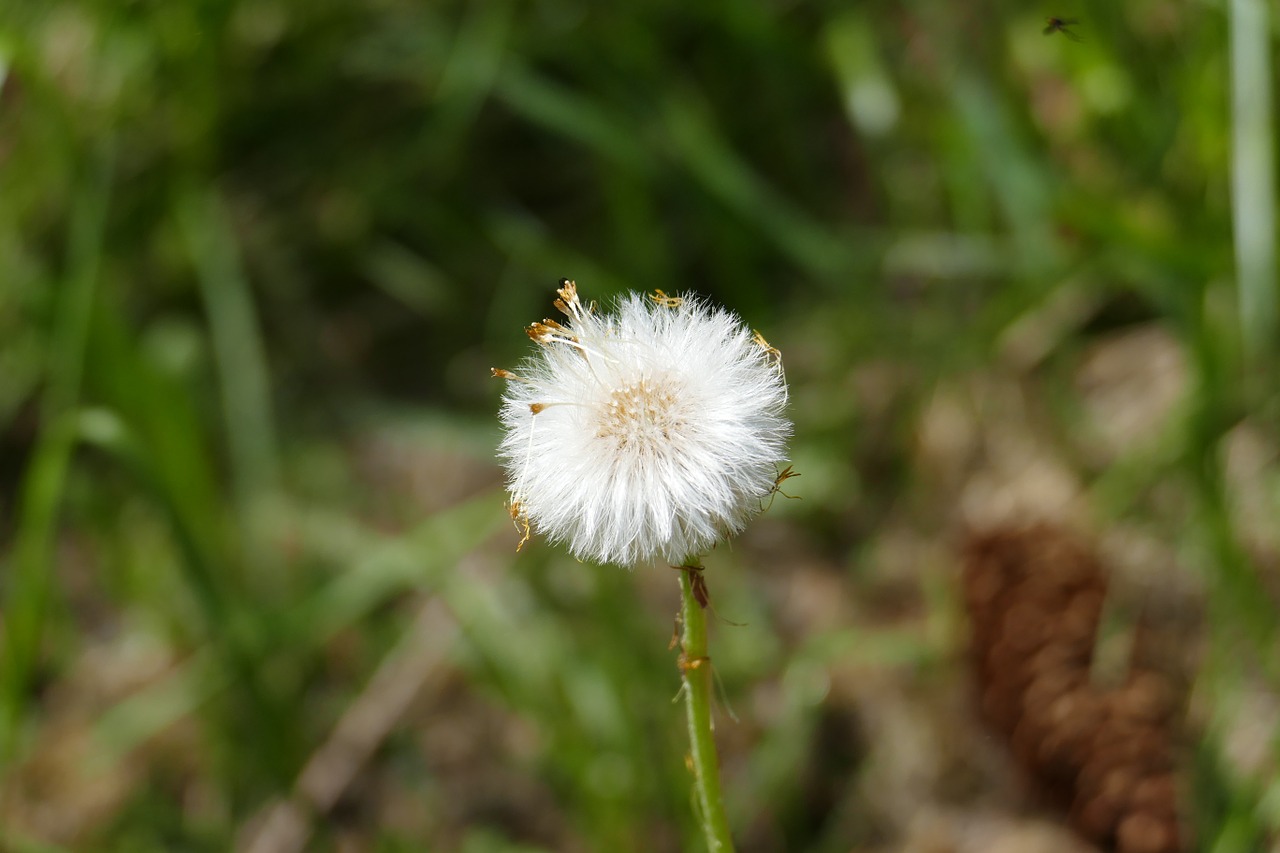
[961,523,1186,853]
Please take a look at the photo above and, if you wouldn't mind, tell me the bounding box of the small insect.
[1043,16,1082,41]
[672,561,711,609]
[764,464,801,511]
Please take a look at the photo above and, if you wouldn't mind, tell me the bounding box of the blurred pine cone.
[962,523,1185,853]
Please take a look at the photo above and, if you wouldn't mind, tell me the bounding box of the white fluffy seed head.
[495,281,792,567]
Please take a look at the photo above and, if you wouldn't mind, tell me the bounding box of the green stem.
[678,566,735,852]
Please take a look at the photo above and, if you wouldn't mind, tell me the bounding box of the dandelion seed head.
[495,281,792,566]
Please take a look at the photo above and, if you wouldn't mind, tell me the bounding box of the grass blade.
[0,141,112,764]
[1230,0,1277,357]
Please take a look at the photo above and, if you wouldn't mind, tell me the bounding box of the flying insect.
[1044,17,1082,41]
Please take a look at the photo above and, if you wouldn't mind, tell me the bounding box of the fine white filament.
[497,282,792,566]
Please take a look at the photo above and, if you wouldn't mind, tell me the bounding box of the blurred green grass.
[1,0,1279,850]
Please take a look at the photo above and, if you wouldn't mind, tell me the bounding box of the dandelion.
[494,279,791,852]
[494,279,792,566]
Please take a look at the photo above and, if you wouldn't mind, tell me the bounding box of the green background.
[1,0,1277,850]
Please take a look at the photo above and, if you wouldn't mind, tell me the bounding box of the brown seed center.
[598,378,683,447]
